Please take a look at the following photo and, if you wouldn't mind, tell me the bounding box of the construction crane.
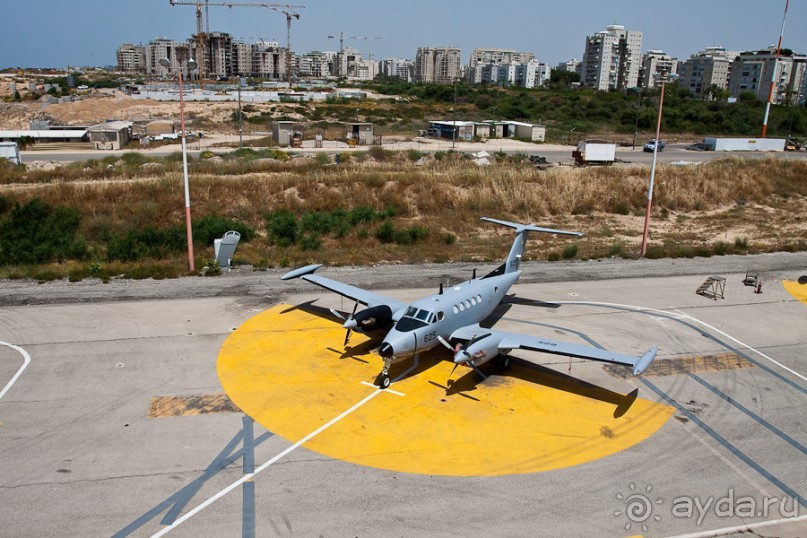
[327,33,381,77]
[169,1,304,82]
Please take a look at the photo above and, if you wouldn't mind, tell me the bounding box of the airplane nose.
[379,343,393,358]
[343,318,357,330]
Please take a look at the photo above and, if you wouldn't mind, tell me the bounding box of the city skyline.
[1,1,806,69]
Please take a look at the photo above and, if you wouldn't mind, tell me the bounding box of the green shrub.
[192,215,256,246]
[561,243,579,259]
[106,226,186,262]
[265,209,298,246]
[0,199,87,265]
[547,251,561,262]
[375,221,395,243]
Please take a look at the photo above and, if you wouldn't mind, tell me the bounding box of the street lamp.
[159,56,198,272]
[640,73,676,258]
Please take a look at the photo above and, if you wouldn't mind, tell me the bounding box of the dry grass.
[1,153,805,276]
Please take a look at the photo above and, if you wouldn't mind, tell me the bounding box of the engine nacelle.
[455,334,502,366]
[353,305,394,332]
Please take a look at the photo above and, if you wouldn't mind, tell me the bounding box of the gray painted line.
[688,373,807,456]
[641,377,804,509]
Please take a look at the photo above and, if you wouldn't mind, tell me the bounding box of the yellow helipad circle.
[218,304,673,476]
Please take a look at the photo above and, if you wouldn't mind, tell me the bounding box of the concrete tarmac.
[0,265,805,537]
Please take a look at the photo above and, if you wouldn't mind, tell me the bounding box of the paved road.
[20,143,807,165]
[0,255,805,537]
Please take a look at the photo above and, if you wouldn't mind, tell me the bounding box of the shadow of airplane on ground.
[281,300,639,418]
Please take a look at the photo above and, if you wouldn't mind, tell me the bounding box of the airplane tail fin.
[481,217,583,274]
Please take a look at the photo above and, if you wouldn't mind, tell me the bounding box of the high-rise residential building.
[252,40,287,80]
[678,47,737,97]
[468,48,534,84]
[145,37,194,77]
[728,48,806,105]
[299,51,333,78]
[117,43,146,73]
[556,58,580,74]
[381,58,415,82]
[353,59,380,81]
[640,49,678,88]
[581,24,642,91]
[335,47,362,78]
[207,32,233,79]
[415,47,462,84]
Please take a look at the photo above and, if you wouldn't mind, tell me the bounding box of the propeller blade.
[437,335,455,352]
[329,308,346,321]
[341,302,360,347]
[468,360,487,380]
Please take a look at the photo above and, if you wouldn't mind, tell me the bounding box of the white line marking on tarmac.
[0,341,31,401]
[664,513,807,538]
[554,301,807,382]
[360,381,405,396]
[150,388,384,537]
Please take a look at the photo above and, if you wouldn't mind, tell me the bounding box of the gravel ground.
[1,251,805,307]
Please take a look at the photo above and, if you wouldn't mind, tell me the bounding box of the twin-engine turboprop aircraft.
[282,217,657,389]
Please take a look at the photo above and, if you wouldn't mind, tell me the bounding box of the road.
[20,141,807,165]
[0,255,805,537]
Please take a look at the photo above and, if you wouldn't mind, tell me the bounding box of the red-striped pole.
[761,0,789,138]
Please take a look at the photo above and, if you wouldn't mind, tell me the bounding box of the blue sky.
[1,0,805,69]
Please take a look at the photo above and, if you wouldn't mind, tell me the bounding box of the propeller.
[329,302,359,347]
[437,335,488,380]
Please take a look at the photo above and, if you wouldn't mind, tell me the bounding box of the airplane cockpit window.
[396,307,430,332]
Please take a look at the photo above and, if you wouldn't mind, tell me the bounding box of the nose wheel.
[378,355,394,389]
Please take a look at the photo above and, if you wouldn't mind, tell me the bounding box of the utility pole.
[761,0,789,137]
[640,78,667,258]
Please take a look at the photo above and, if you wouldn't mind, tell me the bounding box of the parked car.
[643,139,666,152]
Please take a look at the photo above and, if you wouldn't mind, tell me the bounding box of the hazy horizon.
[1,1,805,69]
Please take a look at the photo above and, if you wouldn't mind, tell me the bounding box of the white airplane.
[282,217,657,389]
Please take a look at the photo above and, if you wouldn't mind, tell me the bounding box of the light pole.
[640,74,673,258]
[159,56,198,272]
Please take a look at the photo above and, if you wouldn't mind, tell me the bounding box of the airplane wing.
[449,324,657,375]
[281,264,408,313]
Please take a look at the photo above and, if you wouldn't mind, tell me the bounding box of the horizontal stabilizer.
[281,264,322,280]
[481,217,583,237]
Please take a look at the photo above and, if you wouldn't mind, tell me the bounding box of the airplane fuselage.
[378,270,521,362]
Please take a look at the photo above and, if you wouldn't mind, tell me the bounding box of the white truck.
[0,142,21,165]
[572,140,616,166]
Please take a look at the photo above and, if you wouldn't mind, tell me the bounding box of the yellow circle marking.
[218,304,674,476]
[784,280,807,305]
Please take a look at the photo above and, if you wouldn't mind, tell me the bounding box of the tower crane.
[168,1,304,82]
[326,33,380,77]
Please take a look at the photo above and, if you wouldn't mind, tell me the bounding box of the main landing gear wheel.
[495,354,511,371]
[379,375,391,389]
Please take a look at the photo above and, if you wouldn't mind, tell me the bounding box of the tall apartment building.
[476,59,550,89]
[299,50,334,78]
[640,49,678,88]
[117,43,146,73]
[144,37,194,78]
[677,47,736,97]
[468,48,534,84]
[728,48,807,105]
[415,47,462,84]
[556,58,580,74]
[252,41,288,80]
[381,58,415,82]
[206,32,233,79]
[581,24,642,91]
